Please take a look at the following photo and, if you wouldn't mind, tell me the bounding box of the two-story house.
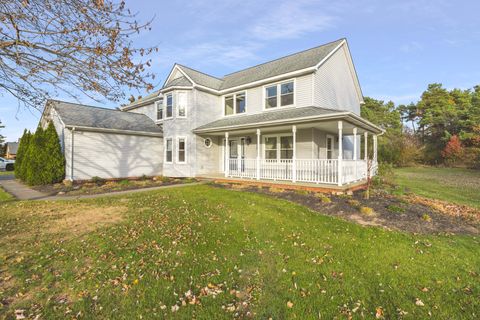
[40,38,382,187]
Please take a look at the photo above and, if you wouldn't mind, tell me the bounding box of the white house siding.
[129,102,157,120]
[314,44,361,114]
[69,130,163,180]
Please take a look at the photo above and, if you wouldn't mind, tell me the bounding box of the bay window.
[156,97,164,120]
[224,92,246,115]
[265,80,294,109]
[165,138,173,163]
[166,93,173,118]
[178,138,186,163]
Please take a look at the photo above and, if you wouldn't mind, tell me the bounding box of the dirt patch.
[211,183,479,235]
[32,177,197,196]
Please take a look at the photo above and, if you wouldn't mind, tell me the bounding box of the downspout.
[70,127,75,181]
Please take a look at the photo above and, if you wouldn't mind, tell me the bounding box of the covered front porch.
[194,109,383,187]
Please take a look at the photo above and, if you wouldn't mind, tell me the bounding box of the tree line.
[362,83,480,168]
[15,123,65,185]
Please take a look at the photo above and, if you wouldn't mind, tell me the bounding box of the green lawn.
[393,167,480,209]
[0,170,14,175]
[0,186,13,202]
[0,185,478,319]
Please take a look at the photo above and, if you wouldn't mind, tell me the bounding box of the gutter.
[64,125,163,137]
[70,127,75,181]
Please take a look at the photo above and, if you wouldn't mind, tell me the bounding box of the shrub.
[422,214,432,222]
[119,179,131,186]
[91,176,105,184]
[347,199,361,208]
[25,126,46,185]
[43,122,65,184]
[269,187,285,193]
[359,206,375,216]
[15,129,31,180]
[295,189,310,195]
[315,193,331,203]
[387,205,405,213]
[442,135,463,166]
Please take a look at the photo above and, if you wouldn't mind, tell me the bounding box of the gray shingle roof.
[171,39,344,91]
[176,64,223,90]
[164,75,193,88]
[194,106,344,132]
[50,100,162,135]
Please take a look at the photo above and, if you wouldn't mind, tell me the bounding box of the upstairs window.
[224,92,246,115]
[177,92,187,118]
[265,81,294,109]
[156,97,164,120]
[166,93,173,118]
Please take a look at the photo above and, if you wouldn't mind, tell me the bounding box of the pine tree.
[25,126,46,185]
[44,122,65,183]
[15,129,31,181]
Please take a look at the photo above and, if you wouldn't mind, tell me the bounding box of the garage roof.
[49,100,162,135]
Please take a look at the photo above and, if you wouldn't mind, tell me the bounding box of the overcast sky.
[1,0,479,141]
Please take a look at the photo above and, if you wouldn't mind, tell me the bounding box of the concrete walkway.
[0,174,206,201]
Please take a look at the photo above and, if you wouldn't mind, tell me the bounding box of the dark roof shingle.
[51,100,162,135]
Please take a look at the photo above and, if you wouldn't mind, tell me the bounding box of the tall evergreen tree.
[44,122,65,183]
[25,126,46,185]
[15,129,31,180]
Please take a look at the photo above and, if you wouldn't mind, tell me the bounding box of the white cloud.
[250,0,336,40]
[400,41,423,53]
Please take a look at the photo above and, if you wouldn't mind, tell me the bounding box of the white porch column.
[225,132,229,177]
[292,125,297,183]
[337,121,343,186]
[256,129,261,180]
[364,132,368,161]
[353,127,357,181]
[373,134,378,163]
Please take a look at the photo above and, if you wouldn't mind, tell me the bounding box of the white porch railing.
[227,159,375,185]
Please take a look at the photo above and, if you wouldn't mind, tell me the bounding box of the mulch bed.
[33,177,197,196]
[211,182,479,235]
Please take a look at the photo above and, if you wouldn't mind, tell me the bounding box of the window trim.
[176,136,187,163]
[155,98,164,121]
[262,133,294,160]
[165,137,173,163]
[262,78,296,110]
[176,91,187,118]
[165,93,174,119]
[223,91,247,116]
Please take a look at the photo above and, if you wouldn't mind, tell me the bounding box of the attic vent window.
[204,138,212,148]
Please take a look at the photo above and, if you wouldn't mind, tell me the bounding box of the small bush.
[140,174,148,181]
[360,206,375,216]
[422,214,432,222]
[119,179,131,186]
[295,189,310,195]
[91,176,105,184]
[269,187,285,193]
[387,204,405,213]
[347,199,361,208]
[315,193,331,203]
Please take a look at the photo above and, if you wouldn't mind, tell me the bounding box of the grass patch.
[387,204,406,213]
[394,167,480,208]
[0,170,14,176]
[359,206,376,216]
[0,185,478,319]
[0,186,13,202]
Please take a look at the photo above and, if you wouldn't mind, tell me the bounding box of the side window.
[165,138,173,163]
[166,94,173,118]
[224,92,246,115]
[177,138,186,163]
[265,81,294,108]
[177,92,187,118]
[156,97,164,120]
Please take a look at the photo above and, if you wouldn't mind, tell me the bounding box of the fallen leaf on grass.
[287,301,294,308]
[415,298,425,306]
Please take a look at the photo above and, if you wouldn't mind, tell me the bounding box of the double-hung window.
[156,97,164,120]
[177,92,187,118]
[177,137,186,163]
[166,93,173,118]
[264,135,293,160]
[224,92,246,115]
[265,81,294,109]
[165,138,173,163]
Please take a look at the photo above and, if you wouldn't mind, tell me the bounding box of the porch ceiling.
[193,106,383,136]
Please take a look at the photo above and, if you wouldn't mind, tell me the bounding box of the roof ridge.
[176,63,224,81]
[222,38,345,78]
